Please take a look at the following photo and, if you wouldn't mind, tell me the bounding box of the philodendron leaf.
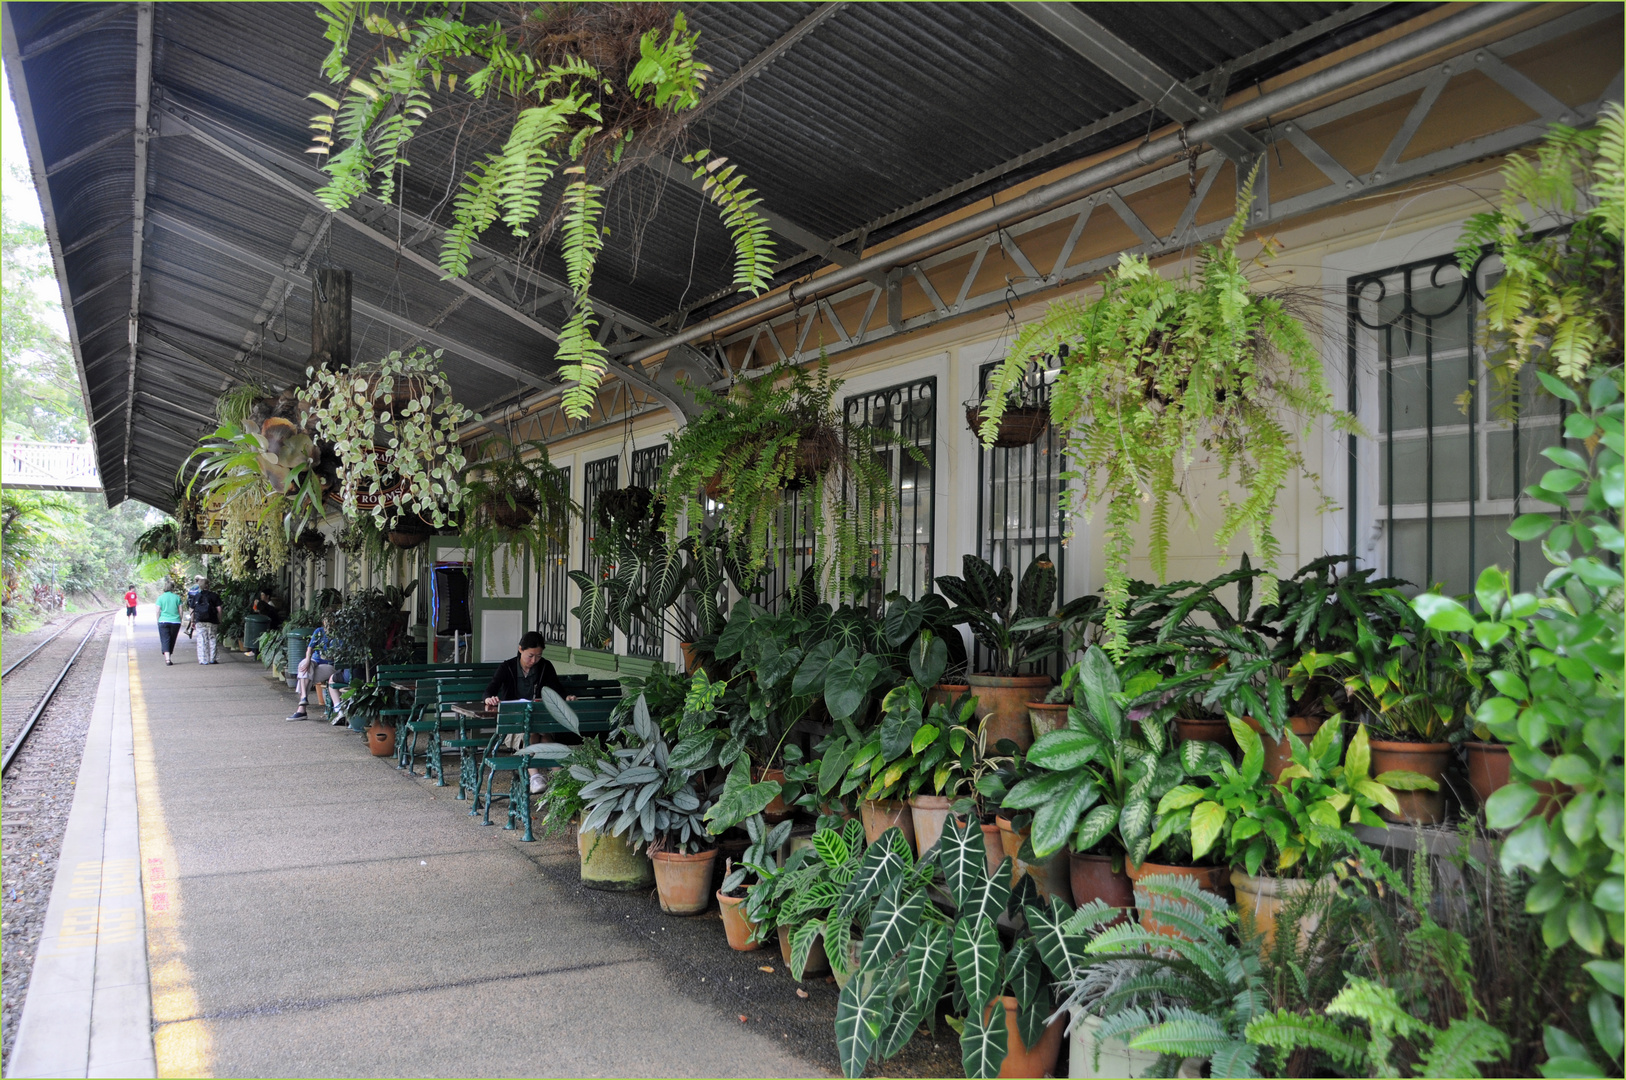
[939,817,990,911]
[837,830,909,921]
[703,758,781,834]
[960,990,1010,1080]
[862,885,926,968]
[835,969,889,1079]
[1025,899,1082,982]
[878,992,929,1061]
[910,632,949,689]
[905,920,952,1009]
[963,857,1012,925]
[952,915,1004,1015]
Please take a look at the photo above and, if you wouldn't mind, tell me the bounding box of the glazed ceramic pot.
[1070,1013,1205,1078]
[968,674,1053,754]
[1369,739,1452,824]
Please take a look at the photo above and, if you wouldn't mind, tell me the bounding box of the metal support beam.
[17,5,128,61]
[621,0,1545,367]
[146,209,553,391]
[1013,3,1264,162]
[685,3,844,126]
[121,2,154,503]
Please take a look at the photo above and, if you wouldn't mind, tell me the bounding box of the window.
[537,465,571,645]
[580,454,618,648]
[1349,253,1554,598]
[844,376,937,599]
[626,445,669,659]
[976,360,1066,674]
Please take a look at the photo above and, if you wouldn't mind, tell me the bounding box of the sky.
[3,67,67,324]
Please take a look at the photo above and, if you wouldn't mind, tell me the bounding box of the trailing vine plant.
[456,431,576,593]
[655,358,911,598]
[979,168,1354,654]
[308,3,776,418]
[302,347,475,527]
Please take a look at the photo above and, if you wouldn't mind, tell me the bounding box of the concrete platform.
[13,611,827,1078]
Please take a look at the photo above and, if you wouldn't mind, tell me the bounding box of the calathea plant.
[977,168,1355,655]
[308,4,775,418]
[935,552,1087,677]
[576,693,716,854]
[303,347,475,526]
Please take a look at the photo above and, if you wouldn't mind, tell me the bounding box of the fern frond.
[1416,1017,1510,1079]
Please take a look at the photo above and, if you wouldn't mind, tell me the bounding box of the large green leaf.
[1027,729,1102,771]
[952,916,1004,1013]
[1002,770,1078,810]
[813,828,851,870]
[909,632,949,689]
[960,990,1011,1080]
[1025,900,1082,981]
[963,858,1012,925]
[825,648,881,721]
[792,638,839,696]
[904,920,952,1008]
[878,992,929,1060]
[939,817,991,910]
[838,832,909,921]
[818,738,859,796]
[703,758,781,834]
[1030,771,1101,858]
[836,969,890,1078]
[790,919,824,981]
[862,886,926,968]
[1078,646,1124,742]
[1190,800,1227,861]
[1074,803,1120,852]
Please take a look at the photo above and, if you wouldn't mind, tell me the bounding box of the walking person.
[124,584,138,621]
[191,578,223,665]
[155,580,184,665]
[483,632,576,794]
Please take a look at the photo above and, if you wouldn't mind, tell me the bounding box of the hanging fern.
[978,165,1356,655]
[308,3,777,419]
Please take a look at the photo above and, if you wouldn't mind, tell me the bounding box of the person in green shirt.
[155,582,184,665]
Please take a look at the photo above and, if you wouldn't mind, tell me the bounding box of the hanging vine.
[308,3,776,419]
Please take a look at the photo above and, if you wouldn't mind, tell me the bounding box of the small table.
[449,702,500,722]
[390,680,420,694]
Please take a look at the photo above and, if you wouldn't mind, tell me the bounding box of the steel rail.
[1,609,113,680]
[1,614,109,775]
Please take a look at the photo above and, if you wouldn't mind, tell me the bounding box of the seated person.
[288,618,345,723]
[484,631,576,794]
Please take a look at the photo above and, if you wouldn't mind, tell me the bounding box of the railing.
[1,441,102,491]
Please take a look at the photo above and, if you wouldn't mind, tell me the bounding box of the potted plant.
[837,819,1064,1079]
[303,346,475,528]
[1159,718,1419,950]
[577,694,717,915]
[748,818,872,981]
[936,552,1090,751]
[964,363,1049,447]
[458,432,575,593]
[1002,647,1186,913]
[656,358,914,590]
[716,813,793,952]
[976,169,1355,656]
[340,679,395,756]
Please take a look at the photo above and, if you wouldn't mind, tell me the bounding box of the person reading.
[484,631,575,793]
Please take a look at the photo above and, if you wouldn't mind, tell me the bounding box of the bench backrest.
[489,700,617,746]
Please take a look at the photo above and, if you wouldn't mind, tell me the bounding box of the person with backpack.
[191,578,223,665]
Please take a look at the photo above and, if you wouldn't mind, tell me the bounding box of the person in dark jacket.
[484,631,575,794]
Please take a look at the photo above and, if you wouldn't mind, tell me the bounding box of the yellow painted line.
[129,650,214,1077]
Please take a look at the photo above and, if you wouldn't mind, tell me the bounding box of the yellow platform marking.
[130,650,214,1077]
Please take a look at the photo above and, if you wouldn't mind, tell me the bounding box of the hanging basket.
[386,524,432,549]
[295,529,329,556]
[488,491,539,529]
[966,404,1048,448]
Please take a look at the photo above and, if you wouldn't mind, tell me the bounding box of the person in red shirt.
[124,585,138,620]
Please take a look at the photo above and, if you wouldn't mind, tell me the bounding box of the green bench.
[474,696,620,841]
[397,679,491,787]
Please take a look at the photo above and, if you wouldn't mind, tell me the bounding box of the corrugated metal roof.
[1,0,1414,508]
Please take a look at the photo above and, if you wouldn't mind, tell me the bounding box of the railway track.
[1,610,113,775]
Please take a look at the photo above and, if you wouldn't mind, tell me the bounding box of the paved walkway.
[13,612,829,1078]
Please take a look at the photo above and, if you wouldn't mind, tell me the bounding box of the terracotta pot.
[1533,779,1574,823]
[993,816,1071,902]
[1243,715,1324,779]
[1126,860,1232,937]
[1068,850,1134,921]
[717,890,761,951]
[578,827,654,892]
[366,719,397,757]
[908,794,955,858]
[777,924,830,977]
[1463,741,1511,807]
[651,848,718,915]
[756,766,790,822]
[968,674,1053,754]
[925,682,971,712]
[861,799,916,849]
[1368,739,1452,824]
[679,641,702,675]
[1027,701,1069,742]
[1174,715,1236,756]
[979,823,1005,877]
[984,995,1065,1078]
[1231,870,1333,952]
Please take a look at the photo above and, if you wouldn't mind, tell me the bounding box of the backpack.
[192,591,220,623]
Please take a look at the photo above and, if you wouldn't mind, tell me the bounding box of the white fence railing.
[2,440,103,491]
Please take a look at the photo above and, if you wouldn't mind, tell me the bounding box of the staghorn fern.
[307,4,777,420]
